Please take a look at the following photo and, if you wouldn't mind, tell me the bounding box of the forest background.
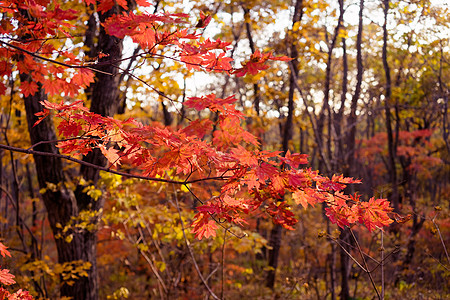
[0,0,448,299]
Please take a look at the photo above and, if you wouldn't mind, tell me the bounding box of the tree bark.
[242,6,261,116]
[382,0,399,212]
[339,1,364,296]
[21,4,126,300]
[22,81,97,299]
[316,0,344,175]
[266,0,303,289]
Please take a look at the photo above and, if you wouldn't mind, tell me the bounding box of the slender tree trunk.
[316,1,344,174]
[266,0,303,289]
[340,2,364,298]
[242,6,261,116]
[382,0,399,212]
[345,0,364,176]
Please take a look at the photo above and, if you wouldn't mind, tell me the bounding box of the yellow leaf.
[65,234,73,243]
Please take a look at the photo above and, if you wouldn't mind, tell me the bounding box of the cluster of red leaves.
[1,0,394,239]
[103,11,235,73]
[0,242,33,299]
[36,96,394,237]
[1,0,290,102]
[84,0,152,13]
[0,0,96,98]
[325,194,393,231]
[234,50,292,77]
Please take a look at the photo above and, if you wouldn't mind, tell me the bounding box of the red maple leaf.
[191,213,218,240]
[325,205,352,229]
[0,243,11,258]
[71,68,95,88]
[42,78,63,96]
[99,144,121,167]
[358,198,393,232]
[280,150,308,169]
[97,0,128,13]
[234,50,292,77]
[196,11,212,28]
[0,269,15,286]
[203,52,233,72]
[20,81,39,97]
[293,189,317,209]
[267,202,297,230]
[256,162,278,181]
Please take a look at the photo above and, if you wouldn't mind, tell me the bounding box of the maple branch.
[0,40,112,76]
[0,38,149,70]
[0,143,229,185]
[149,52,233,73]
[25,136,95,151]
[2,35,85,43]
[328,234,367,272]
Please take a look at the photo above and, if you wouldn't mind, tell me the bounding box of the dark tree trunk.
[266,0,303,289]
[340,1,364,296]
[316,0,344,175]
[242,6,261,116]
[21,5,126,300]
[22,82,97,299]
[382,0,399,212]
[266,223,283,289]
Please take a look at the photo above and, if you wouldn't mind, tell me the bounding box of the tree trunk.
[382,0,399,212]
[22,82,97,299]
[266,223,282,288]
[266,0,303,289]
[21,5,126,300]
[316,0,344,175]
[242,6,261,116]
[340,1,363,296]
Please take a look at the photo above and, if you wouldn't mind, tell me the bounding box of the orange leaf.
[20,81,39,97]
[0,269,15,286]
[71,68,95,88]
[0,243,11,258]
[99,145,121,167]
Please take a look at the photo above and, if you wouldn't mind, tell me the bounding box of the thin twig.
[350,228,381,300]
[122,219,168,296]
[331,236,367,272]
[172,184,220,300]
[431,212,450,266]
[221,227,227,300]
